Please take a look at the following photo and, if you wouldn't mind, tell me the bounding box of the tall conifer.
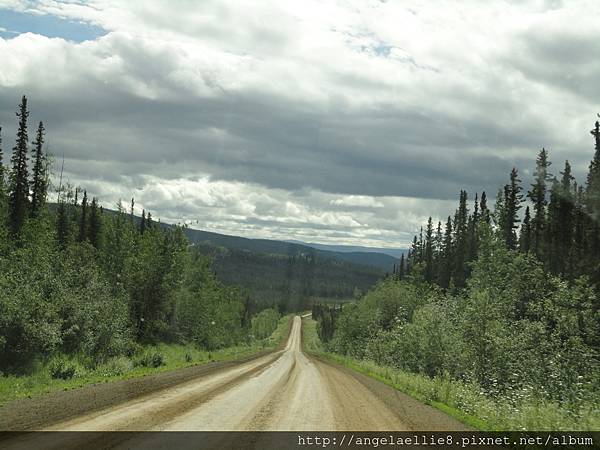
[8,96,30,237]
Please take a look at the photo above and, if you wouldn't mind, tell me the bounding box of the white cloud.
[1,0,599,246]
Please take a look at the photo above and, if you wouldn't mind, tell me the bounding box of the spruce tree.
[467,193,479,262]
[519,206,531,254]
[30,121,47,216]
[78,190,88,242]
[424,217,434,282]
[585,121,600,280]
[527,148,551,258]
[479,191,490,224]
[586,121,600,221]
[140,209,146,234]
[502,168,523,250]
[8,96,30,237]
[545,178,561,273]
[557,160,574,275]
[89,197,101,249]
[453,190,469,288]
[438,216,453,289]
[398,253,405,280]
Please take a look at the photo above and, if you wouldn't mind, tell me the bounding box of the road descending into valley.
[2,316,468,449]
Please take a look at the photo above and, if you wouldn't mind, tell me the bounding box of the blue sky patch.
[0,9,106,42]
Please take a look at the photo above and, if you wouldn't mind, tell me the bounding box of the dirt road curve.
[1,316,468,448]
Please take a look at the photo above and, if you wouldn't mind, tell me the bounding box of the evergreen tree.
[89,197,101,249]
[30,121,47,216]
[130,198,135,223]
[453,190,469,288]
[467,193,479,262]
[545,178,561,273]
[410,235,419,267]
[438,216,453,289]
[140,209,146,234]
[78,190,88,242]
[586,121,600,222]
[557,160,574,275]
[585,121,600,281]
[502,168,523,250]
[8,96,30,237]
[527,148,551,259]
[519,206,531,254]
[424,217,434,282]
[146,212,153,229]
[479,191,490,224]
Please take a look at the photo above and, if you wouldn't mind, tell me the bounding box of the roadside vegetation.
[0,314,291,406]
[309,120,600,431]
[0,96,290,404]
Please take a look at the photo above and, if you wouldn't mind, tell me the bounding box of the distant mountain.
[286,240,408,259]
[183,228,399,271]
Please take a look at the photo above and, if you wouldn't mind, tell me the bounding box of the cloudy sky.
[0,0,598,248]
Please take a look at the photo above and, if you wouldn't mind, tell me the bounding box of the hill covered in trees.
[182,228,399,270]
[90,209,388,310]
[312,120,600,429]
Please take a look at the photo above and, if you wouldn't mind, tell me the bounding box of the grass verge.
[0,314,293,407]
[301,316,600,431]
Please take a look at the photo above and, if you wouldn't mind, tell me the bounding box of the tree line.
[0,96,268,374]
[395,122,600,292]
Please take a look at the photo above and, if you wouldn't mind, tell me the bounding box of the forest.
[0,96,283,380]
[312,121,600,428]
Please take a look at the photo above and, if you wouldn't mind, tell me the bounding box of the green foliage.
[48,356,79,380]
[251,308,280,340]
[136,350,165,368]
[330,229,600,428]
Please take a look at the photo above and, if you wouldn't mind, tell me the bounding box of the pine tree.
[585,121,600,280]
[545,178,561,273]
[146,212,153,229]
[586,121,600,221]
[467,193,479,262]
[479,191,490,224]
[453,190,469,288]
[570,184,587,277]
[140,209,146,234]
[78,190,88,242]
[424,217,434,282]
[502,168,523,250]
[89,197,101,249]
[556,160,574,275]
[519,206,531,254]
[438,216,453,289]
[30,121,47,216]
[527,148,551,259]
[130,197,135,223]
[410,235,419,267]
[8,96,30,237]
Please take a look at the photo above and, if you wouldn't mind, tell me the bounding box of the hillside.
[183,228,399,270]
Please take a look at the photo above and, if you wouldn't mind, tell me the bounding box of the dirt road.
[1,316,468,448]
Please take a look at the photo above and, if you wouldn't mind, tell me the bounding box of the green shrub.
[99,356,134,376]
[137,350,165,368]
[48,357,79,380]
